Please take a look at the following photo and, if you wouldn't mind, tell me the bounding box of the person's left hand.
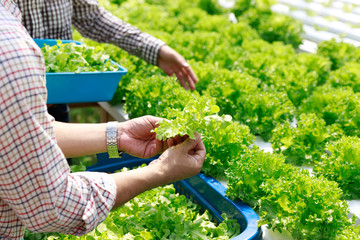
[118,116,175,159]
[158,45,198,91]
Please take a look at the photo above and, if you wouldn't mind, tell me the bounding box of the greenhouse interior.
[1,0,360,239]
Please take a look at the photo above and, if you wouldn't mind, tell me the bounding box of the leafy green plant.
[112,0,181,33]
[231,0,252,16]
[233,39,296,83]
[241,38,296,60]
[329,62,360,92]
[256,13,304,48]
[220,22,260,46]
[253,0,277,12]
[226,147,355,240]
[24,229,55,240]
[300,84,354,125]
[232,0,275,18]
[317,39,360,70]
[232,42,327,107]
[41,41,120,73]
[197,0,225,15]
[239,9,303,48]
[314,136,360,199]
[166,59,295,142]
[259,171,354,240]
[110,52,162,105]
[271,113,344,165]
[109,0,126,5]
[294,52,331,86]
[300,85,360,136]
[190,60,221,93]
[153,96,220,140]
[47,185,240,239]
[123,75,193,119]
[193,14,231,32]
[205,43,244,71]
[196,63,260,117]
[336,225,360,240]
[201,116,255,178]
[169,31,224,61]
[177,8,208,32]
[270,64,319,107]
[235,89,296,141]
[226,147,296,207]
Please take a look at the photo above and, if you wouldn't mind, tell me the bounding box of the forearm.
[110,164,165,210]
[110,133,206,210]
[53,121,120,158]
[72,0,165,65]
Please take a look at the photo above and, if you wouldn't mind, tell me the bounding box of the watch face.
[107,131,117,137]
[107,121,121,158]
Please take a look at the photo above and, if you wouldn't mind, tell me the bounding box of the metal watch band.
[106,121,123,158]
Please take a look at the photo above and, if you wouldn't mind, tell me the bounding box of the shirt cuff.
[139,32,166,66]
[68,171,116,235]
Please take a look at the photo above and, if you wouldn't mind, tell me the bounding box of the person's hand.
[118,116,168,159]
[149,133,206,183]
[110,132,205,209]
[158,45,198,91]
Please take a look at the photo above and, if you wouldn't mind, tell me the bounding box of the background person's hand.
[150,133,206,183]
[158,45,198,91]
[118,115,169,159]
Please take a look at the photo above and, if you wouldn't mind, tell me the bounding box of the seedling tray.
[34,39,127,104]
[87,153,263,240]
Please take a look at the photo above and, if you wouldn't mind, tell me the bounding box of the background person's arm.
[72,0,165,66]
[72,0,198,90]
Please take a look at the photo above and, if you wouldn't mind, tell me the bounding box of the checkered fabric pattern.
[0,2,116,239]
[13,0,166,65]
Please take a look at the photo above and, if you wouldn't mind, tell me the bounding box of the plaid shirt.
[0,1,117,239]
[13,0,165,65]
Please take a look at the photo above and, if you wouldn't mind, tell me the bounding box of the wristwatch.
[106,121,123,158]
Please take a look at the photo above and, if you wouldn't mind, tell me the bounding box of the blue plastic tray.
[87,153,262,240]
[34,39,128,104]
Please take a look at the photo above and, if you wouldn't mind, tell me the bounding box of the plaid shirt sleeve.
[72,0,166,66]
[0,3,116,239]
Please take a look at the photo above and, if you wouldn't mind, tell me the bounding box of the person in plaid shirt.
[0,1,205,239]
[14,0,198,123]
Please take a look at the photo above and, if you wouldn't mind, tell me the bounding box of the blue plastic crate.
[87,153,263,240]
[34,38,128,104]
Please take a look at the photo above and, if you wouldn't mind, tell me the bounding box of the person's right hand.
[157,45,198,91]
[150,133,206,184]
